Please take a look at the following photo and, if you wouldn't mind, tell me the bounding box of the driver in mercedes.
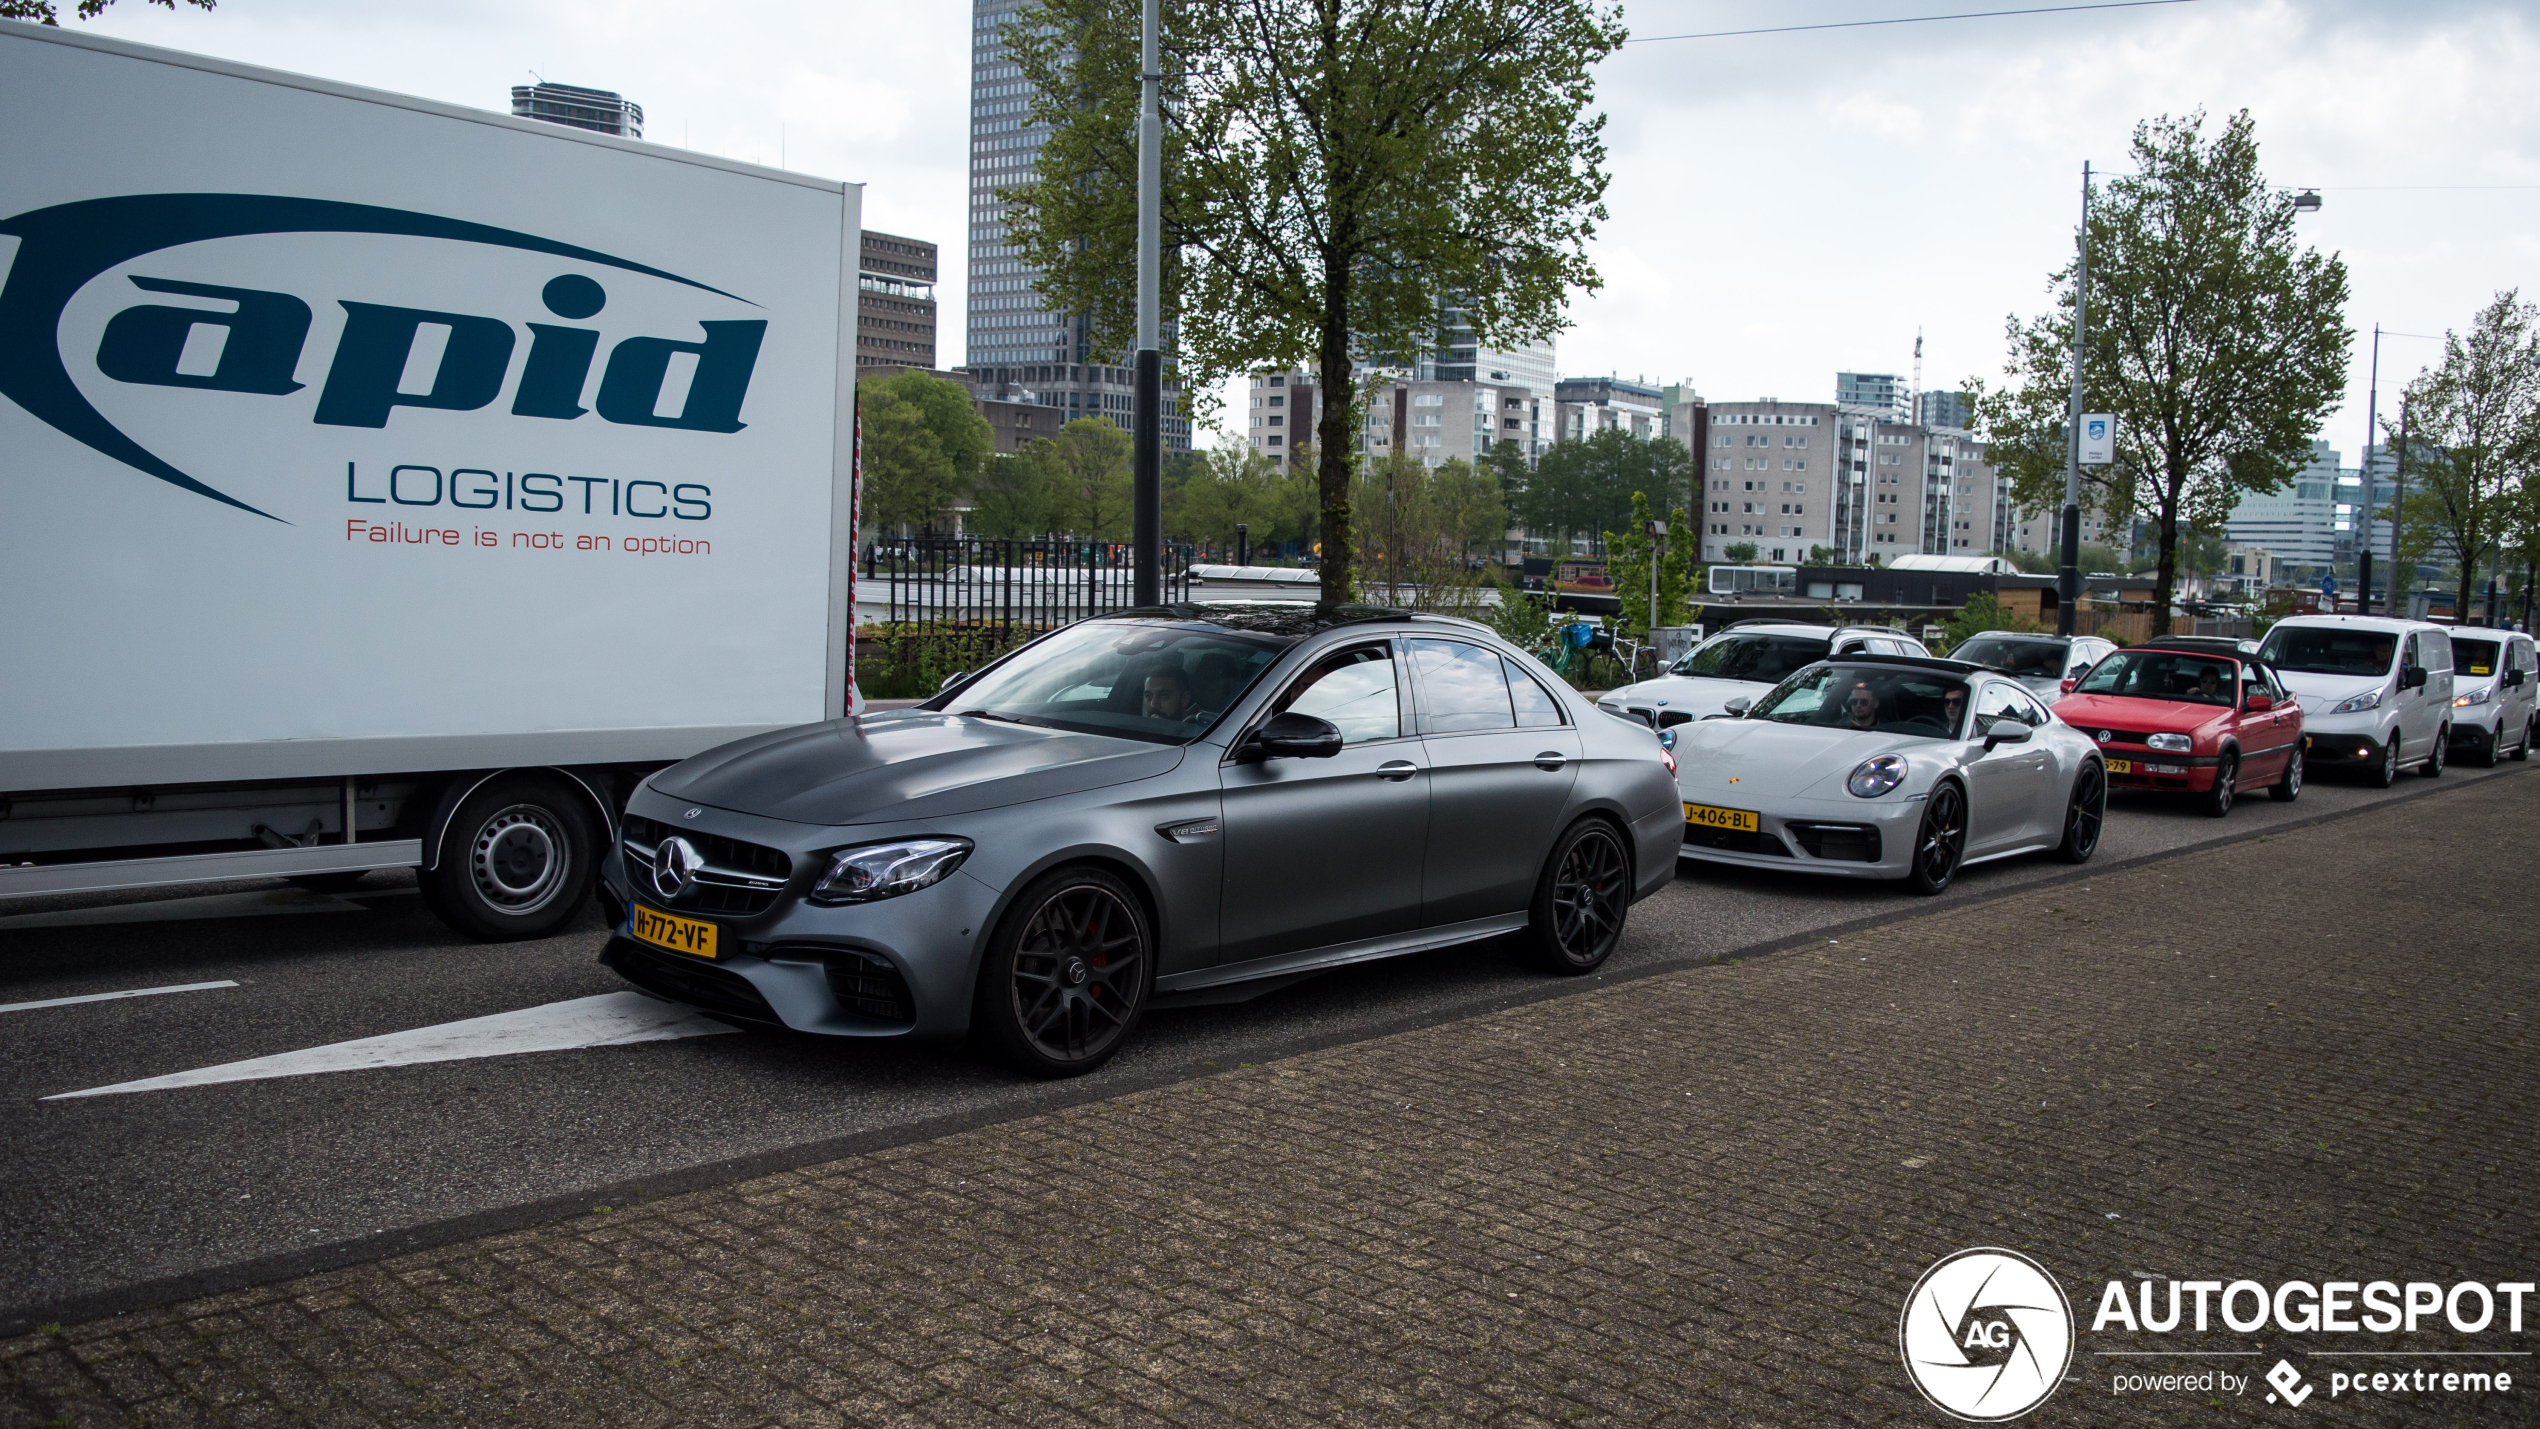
[1141,667,1200,724]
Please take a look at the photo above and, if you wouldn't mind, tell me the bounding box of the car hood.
[1600,673,1770,719]
[2052,694,2233,736]
[649,713,1185,826]
[1671,718,1948,801]
[2271,671,2389,714]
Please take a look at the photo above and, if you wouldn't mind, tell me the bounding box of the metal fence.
[865,538,1191,635]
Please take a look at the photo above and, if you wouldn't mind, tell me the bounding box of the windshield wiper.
[956,709,1042,727]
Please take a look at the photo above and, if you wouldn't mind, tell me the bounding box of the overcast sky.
[69,0,2540,453]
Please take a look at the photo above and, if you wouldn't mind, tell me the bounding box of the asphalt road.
[1,752,2525,1329]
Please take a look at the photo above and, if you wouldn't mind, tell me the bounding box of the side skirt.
[1156,913,1530,997]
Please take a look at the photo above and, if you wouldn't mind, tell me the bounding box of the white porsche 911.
[1666,654,2108,894]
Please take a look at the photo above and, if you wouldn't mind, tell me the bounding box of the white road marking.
[42,992,739,1100]
[0,887,403,931]
[0,980,240,1015]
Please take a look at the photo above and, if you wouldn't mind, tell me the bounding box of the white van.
[2442,627,2539,766]
[2257,616,2455,787]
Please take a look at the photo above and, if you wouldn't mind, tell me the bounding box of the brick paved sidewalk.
[6,778,2534,1427]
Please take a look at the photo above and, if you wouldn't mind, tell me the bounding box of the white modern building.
[2225,440,2353,572]
[1695,400,2003,564]
[1244,370,1552,470]
[1835,372,1911,420]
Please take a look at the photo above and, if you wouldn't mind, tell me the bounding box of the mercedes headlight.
[2145,732,2193,753]
[2455,686,2492,707]
[810,838,973,904]
[2331,688,2384,714]
[1847,754,1906,798]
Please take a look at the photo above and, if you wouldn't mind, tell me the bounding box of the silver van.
[2443,627,2539,766]
[2258,615,2455,786]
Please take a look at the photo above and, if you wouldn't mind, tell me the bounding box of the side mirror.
[2401,666,2428,690]
[2060,677,2080,694]
[939,670,970,693]
[2246,692,2274,712]
[2510,669,2527,688]
[1236,712,1344,762]
[1982,715,2032,749]
[1723,696,1754,718]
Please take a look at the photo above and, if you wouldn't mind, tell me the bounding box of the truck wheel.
[418,773,599,941]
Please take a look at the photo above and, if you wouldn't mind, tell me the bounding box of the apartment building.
[1835,372,1911,420]
[855,231,938,372]
[1553,376,1664,442]
[1696,400,2003,563]
[509,82,641,138]
[1245,370,1553,469]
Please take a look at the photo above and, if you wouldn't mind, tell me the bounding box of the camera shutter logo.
[652,836,703,901]
[1899,1248,2074,1421]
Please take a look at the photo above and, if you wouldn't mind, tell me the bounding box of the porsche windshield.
[1749,665,1970,739]
[2259,626,2397,677]
[1951,635,2068,677]
[939,620,1291,744]
[2073,649,2240,705]
[1671,632,1830,682]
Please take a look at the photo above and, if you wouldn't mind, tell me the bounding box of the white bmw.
[1667,655,2109,894]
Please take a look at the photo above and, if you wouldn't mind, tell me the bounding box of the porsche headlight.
[2145,732,2193,753]
[810,838,973,904]
[2455,686,2492,707]
[1847,754,1906,798]
[2332,688,2384,714]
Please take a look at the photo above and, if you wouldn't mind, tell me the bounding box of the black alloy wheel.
[2269,743,2304,802]
[2367,734,2402,789]
[2052,760,2106,863]
[2420,727,2448,778]
[1903,782,1966,896]
[1521,819,1631,973]
[2199,752,2239,818]
[975,867,1152,1078]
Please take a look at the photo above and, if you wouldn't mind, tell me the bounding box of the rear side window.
[1505,658,1567,728]
[1408,639,1516,733]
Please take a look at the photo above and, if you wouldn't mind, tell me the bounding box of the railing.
[865,538,1191,635]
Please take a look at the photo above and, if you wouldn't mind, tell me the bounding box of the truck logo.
[0,193,764,520]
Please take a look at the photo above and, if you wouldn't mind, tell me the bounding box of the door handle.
[1374,760,1418,781]
[1533,751,1568,771]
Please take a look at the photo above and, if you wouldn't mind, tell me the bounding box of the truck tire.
[418,772,599,941]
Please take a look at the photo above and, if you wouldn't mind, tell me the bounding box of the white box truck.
[0,21,864,938]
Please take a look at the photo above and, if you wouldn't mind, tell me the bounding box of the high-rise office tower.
[963,1,1187,449]
[1835,371,1911,420]
[509,82,642,139]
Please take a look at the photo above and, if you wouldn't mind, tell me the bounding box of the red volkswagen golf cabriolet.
[2054,640,2304,816]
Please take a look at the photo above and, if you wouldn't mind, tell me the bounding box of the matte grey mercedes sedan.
[598,604,1683,1077]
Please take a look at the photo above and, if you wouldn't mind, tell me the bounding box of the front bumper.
[2099,749,2220,792]
[602,833,1001,1040]
[2297,710,2396,763]
[1674,791,1927,881]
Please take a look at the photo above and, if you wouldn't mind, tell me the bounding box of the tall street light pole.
[2389,396,2409,618]
[1131,0,1163,606]
[2354,325,2379,616]
[2058,162,2089,638]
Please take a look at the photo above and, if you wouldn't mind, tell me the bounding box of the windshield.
[1953,635,2069,677]
[938,620,1291,743]
[2072,649,2241,706]
[1671,632,1830,682]
[2259,626,2397,677]
[1749,664,1970,739]
[2452,638,2500,678]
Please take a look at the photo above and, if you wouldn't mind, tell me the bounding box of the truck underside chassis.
[0,767,644,941]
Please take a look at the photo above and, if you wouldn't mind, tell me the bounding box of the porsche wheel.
[1902,782,1966,896]
[2051,760,2105,863]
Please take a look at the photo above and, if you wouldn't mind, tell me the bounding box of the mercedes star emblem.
[682,807,703,820]
[653,836,704,900]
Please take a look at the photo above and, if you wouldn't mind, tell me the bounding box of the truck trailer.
[0,20,864,939]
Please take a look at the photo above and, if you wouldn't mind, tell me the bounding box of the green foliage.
[1722,540,1760,563]
[1,0,209,23]
[1476,582,1557,652]
[858,370,993,535]
[1601,491,1694,635]
[999,0,1625,605]
[1973,109,2351,635]
[1169,440,1319,548]
[1354,453,1508,615]
[1037,417,1135,540]
[854,626,1035,700]
[1941,593,2040,651]
[966,450,1067,540]
[1517,430,1690,556]
[2391,291,2540,620]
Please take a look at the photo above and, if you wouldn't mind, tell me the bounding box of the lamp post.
[2355,325,2379,616]
[1130,0,1163,606]
[2058,162,2090,637]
